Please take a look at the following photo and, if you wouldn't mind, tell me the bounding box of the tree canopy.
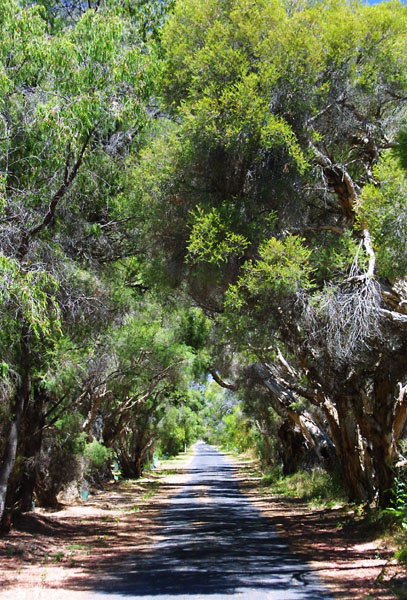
[135,0,407,506]
[2,0,407,529]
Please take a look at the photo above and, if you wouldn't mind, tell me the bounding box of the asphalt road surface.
[87,442,333,600]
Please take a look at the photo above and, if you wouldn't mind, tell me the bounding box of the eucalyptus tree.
[136,0,407,505]
[0,0,157,525]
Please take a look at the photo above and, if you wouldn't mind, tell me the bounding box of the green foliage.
[395,544,407,564]
[175,307,211,352]
[161,0,407,173]
[201,382,234,444]
[157,389,205,456]
[1,0,407,523]
[383,472,407,530]
[382,472,407,566]
[310,229,368,283]
[226,235,313,312]
[187,207,249,266]
[161,0,309,171]
[218,405,257,453]
[54,412,87,455]
[39,336,87,397]
[0,255,61,339]
[358,154,407,279]
[395,125,407,172]
[0,0,158,384]
[157,406,185,456]
[262,467,346,506]
[83,441,113,471]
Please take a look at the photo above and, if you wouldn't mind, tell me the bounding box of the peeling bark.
[332,398,372,503]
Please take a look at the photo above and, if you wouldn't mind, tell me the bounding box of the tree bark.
[354,378,397,508]
[0,340,30,528]
[328,398,372,503]
[393,383,407,447]
[18,385,46,512]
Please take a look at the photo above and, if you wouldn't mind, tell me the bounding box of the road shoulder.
[0,451,195,599]
[225,451,403,600]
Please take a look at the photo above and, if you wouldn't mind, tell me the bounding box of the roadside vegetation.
[2,6,407,591]
[0,448,194,595]
[260,468,347,507]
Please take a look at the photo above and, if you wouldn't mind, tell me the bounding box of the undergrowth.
[383,471,407,566]
[261,467,347,507]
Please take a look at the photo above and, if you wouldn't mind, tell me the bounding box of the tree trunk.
[393,383,407,447]
[134,456,144,479]
[0,400,25,527]
[327,398,372,503]
[119,451,144,479]
[277,420,307,475]
[18,385,46,512]
[355,377,397,508]
[0,343,30,528]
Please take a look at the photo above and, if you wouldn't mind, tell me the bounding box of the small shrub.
[53,551,64,562]
[395,545,407,564]
[384,473,407,530]
[261,465,283,486]
[262,467,346,505]
[143,490,156,501]
[83,441,113,472]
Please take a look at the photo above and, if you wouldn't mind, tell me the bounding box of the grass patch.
[395,544,407,563]
[5,545,15,557]
[66,543,86,553]
[142,489,158,502]
[261,467,347,507]
[52,551,64,562]
[160,468,180,475]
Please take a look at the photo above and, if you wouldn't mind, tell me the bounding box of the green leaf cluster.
[358,153,407,279]
[0,254,60,339]
[187,207,249,266]
[226,235,313,311]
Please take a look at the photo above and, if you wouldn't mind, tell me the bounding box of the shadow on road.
[66,444,332,599]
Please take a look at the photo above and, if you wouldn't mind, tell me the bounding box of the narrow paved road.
[89,442,332,599]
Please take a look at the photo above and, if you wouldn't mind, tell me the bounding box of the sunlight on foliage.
[358,153,407,279]
[226,235,313,311]
[187,207,249,265]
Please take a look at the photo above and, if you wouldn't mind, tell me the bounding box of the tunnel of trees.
[1,0,407,529]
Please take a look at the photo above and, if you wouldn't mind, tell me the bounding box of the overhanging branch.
[17,129,94,260]
[209,368,238,392]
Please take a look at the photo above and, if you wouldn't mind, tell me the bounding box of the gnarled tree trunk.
[327,397,373,503]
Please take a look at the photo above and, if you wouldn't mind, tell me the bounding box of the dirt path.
[0,446,405,599]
